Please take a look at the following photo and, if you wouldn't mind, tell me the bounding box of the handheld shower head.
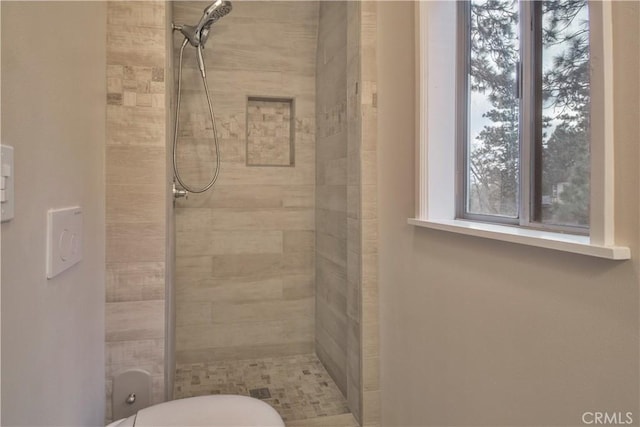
[198,0,232,32]
[177,0,232,48]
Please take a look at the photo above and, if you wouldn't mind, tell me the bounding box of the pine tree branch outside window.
[458,0,590,233]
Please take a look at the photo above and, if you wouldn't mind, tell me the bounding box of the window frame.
[409,0,630,260]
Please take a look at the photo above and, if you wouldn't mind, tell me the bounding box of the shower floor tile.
[174,353,351,423]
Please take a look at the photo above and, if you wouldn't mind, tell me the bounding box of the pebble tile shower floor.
[174,353,351,423]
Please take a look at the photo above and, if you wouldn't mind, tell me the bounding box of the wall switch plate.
[1,144,15,222]
[47,207,83,279]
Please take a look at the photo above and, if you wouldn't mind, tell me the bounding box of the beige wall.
[173,1,318,365]
[105,1,169,422]
[377,2,639,426]
[0,2,106,425]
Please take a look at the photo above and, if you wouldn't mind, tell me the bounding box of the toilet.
[106,395,285,427]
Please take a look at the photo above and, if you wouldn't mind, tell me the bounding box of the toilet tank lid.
[133,395,285,427]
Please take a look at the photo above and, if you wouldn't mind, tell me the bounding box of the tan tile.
[107,1,166,29]
[316,302,348,352]
[107,105,166,146]
[361,218,378,255]
[136,93,152,107]
[106,184,165,224]
[151,374,165,405]
[176,342,314,364]
[176,185,312,209]
[209,252,313,279]
[288,413,358,427]
[107,64,124,78]
[361,108,378,152]
[106,262,165,303]
[282,274,315,299]
[283,230,315,252]
[362,390,380,425]
[175,208,213,232]
[151,93,165,109]
[347,149,360,186]
[208,208,315,231]
[176,277,284,303]
[316,208,348,240]
[362,321,379,359]
[347,185,360,219]
[347,320,361,381]
[347,218,361,255]
[347,376,362,425]
[323,158,348,185]
[204,161,315,186]
[107,25,166,67]
[107,77,122,94]
[363,357,379,392]
[123,91,136,106]
[106,339,165,377]
[176,321,286,351]
[362,253,378,287]
[210,298,314,324]
[106,146,165,186]
[106,222,166,263]
[105,379,113,422]
[317,233,347,268]
[316,132,347,161]
[315,328,348,394]
[283,315,315,343]
[362,280,378,326]
[361,184,377,220]
[175,256,213,282]
[176,301,212,326]
[149,81,164,93]
[176,230,284,256]
[106,300,165,342]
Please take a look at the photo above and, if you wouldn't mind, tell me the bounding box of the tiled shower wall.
[173,1,318,364]
[359,3,380,425]
[105,1,170,421]
[315,0,349,404]
[315,2,380,424]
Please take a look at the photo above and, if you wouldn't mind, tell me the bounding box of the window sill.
[408,218,630,260]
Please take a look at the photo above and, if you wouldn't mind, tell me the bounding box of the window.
[409,1,630,260]
[459,0,591,232]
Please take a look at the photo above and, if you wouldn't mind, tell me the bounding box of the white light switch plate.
[47,207,83,279]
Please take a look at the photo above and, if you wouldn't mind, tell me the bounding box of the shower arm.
[171,24,207,79]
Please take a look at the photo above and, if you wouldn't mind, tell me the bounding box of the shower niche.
[246,96,295,167]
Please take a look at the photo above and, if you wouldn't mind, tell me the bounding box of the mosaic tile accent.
[174,353,350,422]
[107,64,165,108]
[247,98,294,166]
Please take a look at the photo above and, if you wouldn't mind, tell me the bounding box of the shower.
[172,0,232,196]
[169,1,371,425]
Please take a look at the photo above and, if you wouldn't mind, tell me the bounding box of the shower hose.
[173,38,221,194]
